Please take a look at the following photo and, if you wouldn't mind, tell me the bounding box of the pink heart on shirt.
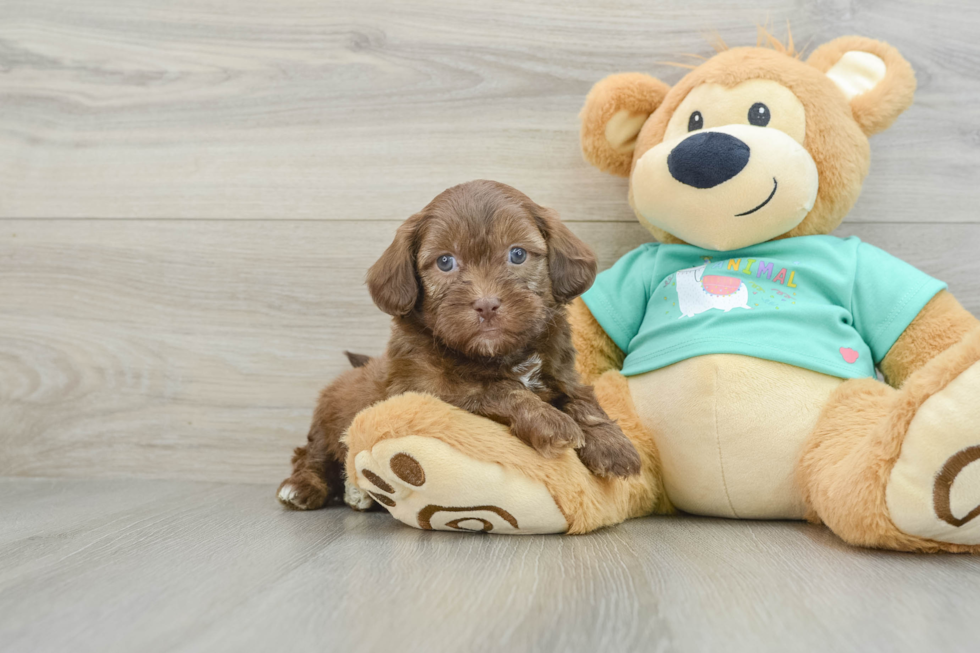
[840,347,860,364]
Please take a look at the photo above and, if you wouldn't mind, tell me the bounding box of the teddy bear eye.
[749,102,771,127]
[687,110,704,132]
[436,254,456,272]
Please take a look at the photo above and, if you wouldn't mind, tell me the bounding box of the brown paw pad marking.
[369,492,395,507]
[417,505,518,532]
[361,469,394,494]
[933,445,980,527]
[390,453,425,486]
[445,518,494,532]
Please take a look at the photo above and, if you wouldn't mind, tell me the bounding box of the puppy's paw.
[277,475,328,510]
[343,477,375,511]
[514,406,586,458]
[576,421,641,478]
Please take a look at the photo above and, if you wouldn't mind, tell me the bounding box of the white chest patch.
[513,354,544,390]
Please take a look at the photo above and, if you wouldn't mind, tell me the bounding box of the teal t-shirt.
[582,235,946,380]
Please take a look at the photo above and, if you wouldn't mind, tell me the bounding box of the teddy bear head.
[580,35,916,251]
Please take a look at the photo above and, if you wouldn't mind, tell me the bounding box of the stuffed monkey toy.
[343,35,980,552]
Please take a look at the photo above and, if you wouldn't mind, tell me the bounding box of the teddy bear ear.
[580,73,671,177]
[807,36,916,136]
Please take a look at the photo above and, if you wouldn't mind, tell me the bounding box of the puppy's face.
[416,198,552,357]
[367,180,597,359]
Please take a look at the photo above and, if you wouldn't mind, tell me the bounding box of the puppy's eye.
[687,111,703,132]
[436,255,456,272]
[748,102,770,127]
[509,247,527,265]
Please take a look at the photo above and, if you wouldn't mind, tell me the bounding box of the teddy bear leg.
[798,328,980,552]
[344,371,667,534]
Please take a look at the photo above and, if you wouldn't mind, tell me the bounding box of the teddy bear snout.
[667,131,751,189]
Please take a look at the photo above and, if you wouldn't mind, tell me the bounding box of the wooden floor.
[3,0,980,650]
[1,477,979,653]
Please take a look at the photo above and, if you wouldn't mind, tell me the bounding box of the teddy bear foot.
[801,328,980,552]
[886,360,980,545]
[352,435,569,534]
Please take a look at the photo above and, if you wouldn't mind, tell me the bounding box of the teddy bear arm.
[879,290,980,387]
[569,297,625,384]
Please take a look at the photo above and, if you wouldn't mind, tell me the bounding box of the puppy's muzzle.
[474,296,501,324]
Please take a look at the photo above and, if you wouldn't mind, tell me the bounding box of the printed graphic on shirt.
[662,256,799,319]
[664,261,751,318]
[840,347,860,364]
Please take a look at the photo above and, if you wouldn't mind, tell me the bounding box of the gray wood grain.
[2,0,979,483]
[2,220,978,483]
[0,0,979,223]
[0,477,978,653]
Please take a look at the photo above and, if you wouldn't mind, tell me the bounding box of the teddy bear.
[342,34,980,552]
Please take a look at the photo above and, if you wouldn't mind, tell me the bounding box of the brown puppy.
[278,180,640,511]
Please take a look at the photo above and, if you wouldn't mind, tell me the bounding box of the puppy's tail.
[344,351,373,368]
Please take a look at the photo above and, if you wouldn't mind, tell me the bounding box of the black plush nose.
[667,132,750,189]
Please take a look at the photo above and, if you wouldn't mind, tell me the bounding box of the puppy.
[278,180,640,511]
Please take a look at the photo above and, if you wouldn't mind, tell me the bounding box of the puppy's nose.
[668,131,750,189]
[473,297,501,318]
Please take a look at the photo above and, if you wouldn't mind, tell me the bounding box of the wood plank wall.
[2,0,978,483]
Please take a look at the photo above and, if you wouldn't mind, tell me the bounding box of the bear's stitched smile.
[735,177,778,217]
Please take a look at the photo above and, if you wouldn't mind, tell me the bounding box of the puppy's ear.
[367,212,424,316]
[532,205,597,304]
